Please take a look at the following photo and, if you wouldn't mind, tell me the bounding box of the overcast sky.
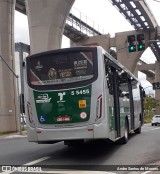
[14,0,160,94]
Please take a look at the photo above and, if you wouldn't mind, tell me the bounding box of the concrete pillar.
[115,30,151,74]
[155,61,160,114]
[71,34,111,52]
[26,0,75,54]
[0,0,18,132]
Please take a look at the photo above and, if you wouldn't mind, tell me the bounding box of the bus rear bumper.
[28,123,109,142]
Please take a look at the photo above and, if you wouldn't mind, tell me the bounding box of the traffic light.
[137,34,145,51]
[127,35,136,52]
[153,82,160,90]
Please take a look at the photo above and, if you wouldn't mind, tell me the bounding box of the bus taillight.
[96,95,102,120]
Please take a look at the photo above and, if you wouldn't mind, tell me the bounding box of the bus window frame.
[26,47,98,90]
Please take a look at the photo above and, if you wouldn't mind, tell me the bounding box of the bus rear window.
[28,51,94,85]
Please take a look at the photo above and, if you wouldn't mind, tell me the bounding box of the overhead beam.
[133,0,158,30]
[110,0,160,61]
[137,63,155,71]
[110,0,157,30]
[15,0,26,14]
[15,0,102,42]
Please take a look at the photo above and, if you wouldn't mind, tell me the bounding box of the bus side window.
[118,72,129,99]
[104,58,113,95]
[132,79,140,101]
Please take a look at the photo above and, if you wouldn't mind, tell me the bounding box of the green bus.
[24,46,144,145]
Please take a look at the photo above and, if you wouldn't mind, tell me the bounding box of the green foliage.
[144,96,160,123]
[144,111,154,124]
[0,131,16,136]
[144,96,158,110]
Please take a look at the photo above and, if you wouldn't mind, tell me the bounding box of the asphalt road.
[0,124,160,174]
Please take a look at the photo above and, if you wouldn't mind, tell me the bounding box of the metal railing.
[66,7,105,37]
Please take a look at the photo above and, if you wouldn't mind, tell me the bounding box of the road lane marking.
[0,157,50,174]
[23,156,50,165]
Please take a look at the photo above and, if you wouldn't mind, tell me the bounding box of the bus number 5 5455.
[71,89,90,95]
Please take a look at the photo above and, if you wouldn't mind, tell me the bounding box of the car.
[151,115,160,126]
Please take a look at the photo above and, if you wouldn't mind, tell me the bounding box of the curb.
[0,131,27,139]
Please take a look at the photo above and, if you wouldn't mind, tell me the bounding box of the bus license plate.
[56,116,71,122]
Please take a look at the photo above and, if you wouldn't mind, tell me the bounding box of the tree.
[144,96,160,111]
[144,95,160,123]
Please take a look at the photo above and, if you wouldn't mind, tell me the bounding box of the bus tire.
[134,125,141,134]
[120,119,129,144]
[134,119,142,134]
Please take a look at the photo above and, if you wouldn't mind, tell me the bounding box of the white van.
[151,115,160,126]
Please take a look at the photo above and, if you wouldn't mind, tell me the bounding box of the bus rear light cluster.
[36,131,42,134]
[96,95,102,120]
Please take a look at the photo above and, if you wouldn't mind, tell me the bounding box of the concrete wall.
[0,0,18,132]
[137,64,155,71]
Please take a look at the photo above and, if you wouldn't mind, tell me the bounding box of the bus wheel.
[120,119,129,144]
[134,122,141,134]
[117,119,129,144]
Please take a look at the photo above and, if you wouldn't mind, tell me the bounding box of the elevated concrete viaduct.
[0,0,160,132]
[26,0,75,54]
[0,0,75,132]
[71,0,160,113]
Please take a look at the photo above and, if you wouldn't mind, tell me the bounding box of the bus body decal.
[33,85,92,124]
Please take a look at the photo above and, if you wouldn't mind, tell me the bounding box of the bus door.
[130,79,142,129]
[105,58,121,138]
[128,79,135,130]
[140,86,145,125]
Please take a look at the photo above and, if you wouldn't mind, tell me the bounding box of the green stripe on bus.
[33,85,92,124]
[109,106,130,131]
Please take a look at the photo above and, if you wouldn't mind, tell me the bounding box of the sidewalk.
[0,130,27,139]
